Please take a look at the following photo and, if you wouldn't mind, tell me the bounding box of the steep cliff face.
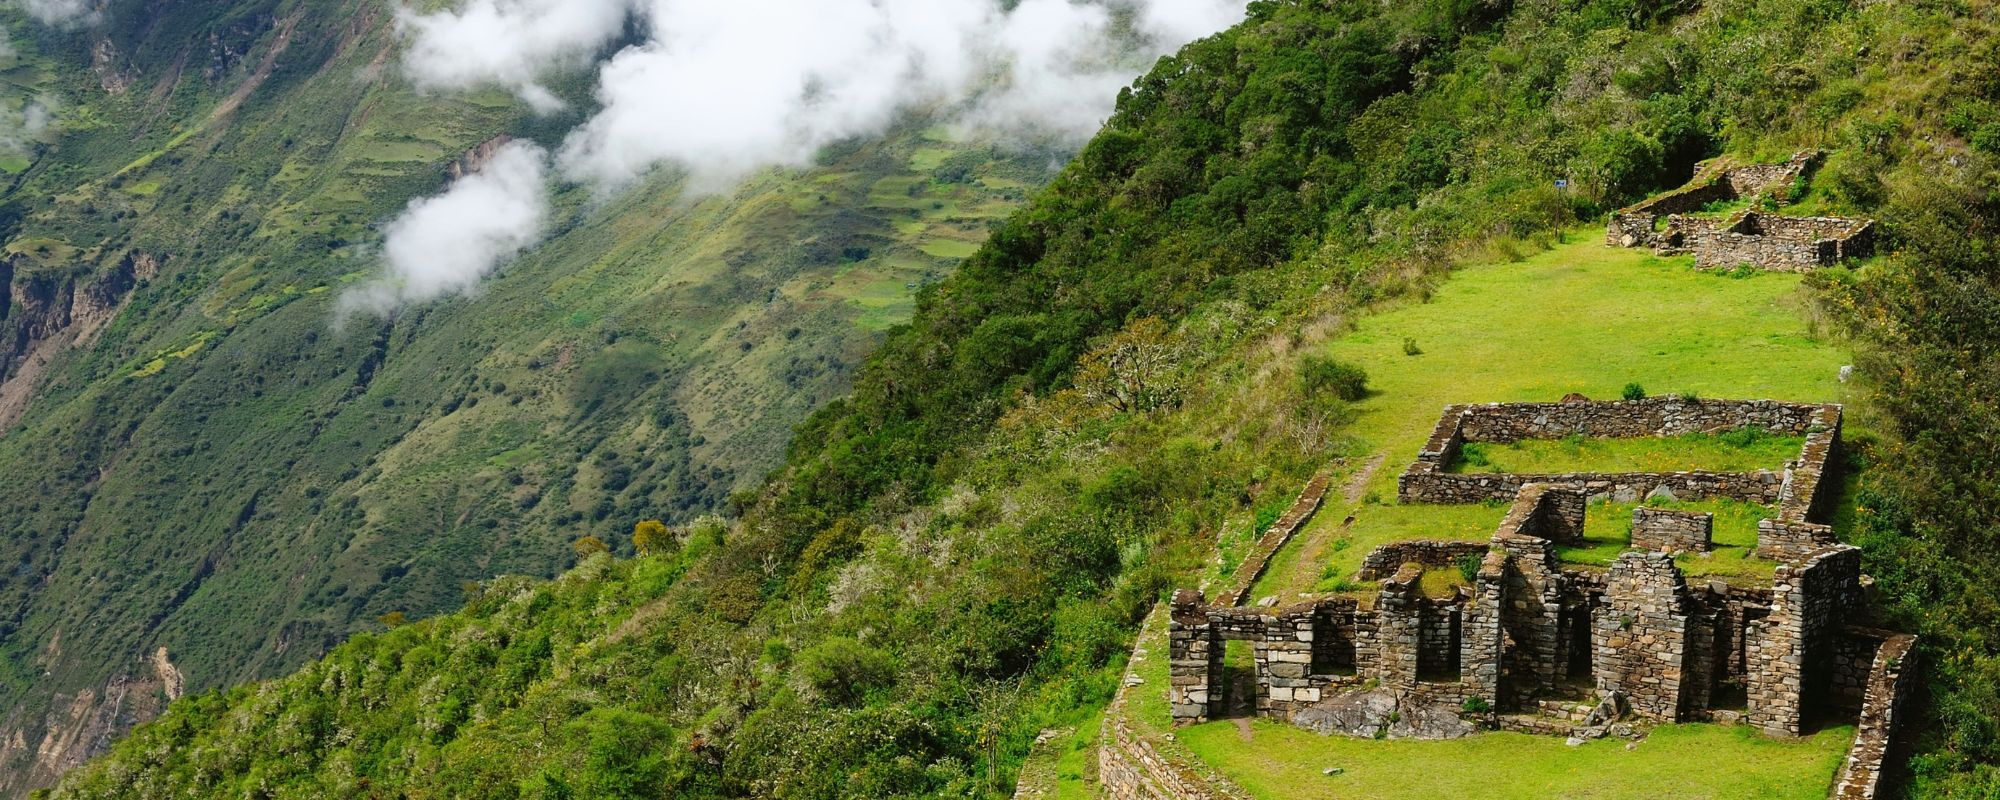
[0,649,180,798]
[0,253,158,431]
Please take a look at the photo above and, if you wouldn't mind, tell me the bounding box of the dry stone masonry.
[1165,395,1917,798]
[1631,508,1713,553]
[1398,397,1835,511]
[1605,151,1875,272]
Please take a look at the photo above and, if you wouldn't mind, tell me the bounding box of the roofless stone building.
[1161,397,1916,799]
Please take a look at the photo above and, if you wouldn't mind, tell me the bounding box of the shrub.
[1402,337,1423,356]
[1299,356,1369,402]
[632,520,673,556]
[1455,552,1483,583]
[796,637,895,706]
[1462,696,1491,714]
[1622,383,1647,401]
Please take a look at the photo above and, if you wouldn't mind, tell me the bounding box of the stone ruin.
[1397,396,1843,513]
[1166,397,1919,797]
[1605,150,1876,272]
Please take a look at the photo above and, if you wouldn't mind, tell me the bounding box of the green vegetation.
[1450,429,1805,475]
[38,0,2000,797]
[1178,721,1853,800]
[0,2,1054,789]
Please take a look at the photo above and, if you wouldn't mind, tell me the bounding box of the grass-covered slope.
[0,0,1051,792]
[43,0,2000,798]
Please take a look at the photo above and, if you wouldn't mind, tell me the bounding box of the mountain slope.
[0,1,1054,792]
[38,0,2000,798]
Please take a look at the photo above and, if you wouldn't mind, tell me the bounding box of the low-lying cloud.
[358,0,1249,310]
[0,97,54,154]
[394,0,632,113]
[343,140,549,315]
[14,0,96,26]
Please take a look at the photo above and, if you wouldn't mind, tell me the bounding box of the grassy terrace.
[1178,721,1852,800]
[1448,428,1806,475]
[1252,237,1851,603]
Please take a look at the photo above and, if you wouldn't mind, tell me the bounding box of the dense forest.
[36,0,2000,797]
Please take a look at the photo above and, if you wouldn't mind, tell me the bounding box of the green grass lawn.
[1177,720,1852,800]
[1449,429,1804,475]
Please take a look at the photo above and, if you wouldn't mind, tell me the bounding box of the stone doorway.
[1220,639,1259,718]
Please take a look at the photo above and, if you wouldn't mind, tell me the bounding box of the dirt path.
[1259,453,1389,598]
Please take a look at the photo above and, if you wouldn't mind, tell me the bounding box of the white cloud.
[343,140,550,314]
[0,96,54,154]
[368,0,1250,308]
[14,0,96,27]
[394,0,636,113]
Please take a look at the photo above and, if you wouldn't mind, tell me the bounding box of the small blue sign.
[1555,179,1569,189]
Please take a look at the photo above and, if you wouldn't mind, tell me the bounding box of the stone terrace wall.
[1101,680,1247,799]
[1832,631,1920,800]
[1725,151,1821,197]
[1594,552,1695,721]
[1217,472,1331,606]
[1356,540,1490,580]
[1631,508,1713,553]
[1746,545,1863,736]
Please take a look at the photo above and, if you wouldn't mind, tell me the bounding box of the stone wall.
[1100,684,1246,800]
[1217,472,1331,606]
[1356,540,1490,580]
[1399,399,1837,512]
[1417,600,1463,680]
[1497,483,1586,545]
[1594,552,1695,722]
[1831,631,1919,800]
[1455,398,1823,442]
[1631,507,1713,553]
[1777,405,1844,523]
[1603,151,1872,273]
[1746,545,1863,736]
[1757,519,1837,562]
[1402,468,1784,506]
[1362,565,1425,690]
[1492,533,1570,706]
[1604,174,1739,248]
[1460,549,1507,709]
[1168,590,1221,723]
[1673,212,1876,272]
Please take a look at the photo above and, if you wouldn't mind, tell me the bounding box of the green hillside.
[0,1,1053,792]
[31,0,2000,798]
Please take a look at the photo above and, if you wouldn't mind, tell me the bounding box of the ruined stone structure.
[1398,397,1842,512]
[1604,151,1876,272]
[1631,507,1712,553]
[1166,396,1918,797]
